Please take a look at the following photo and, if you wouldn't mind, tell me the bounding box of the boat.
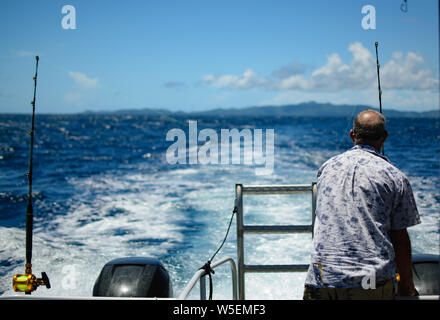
[2,183,439,301]
[2,27,439,300]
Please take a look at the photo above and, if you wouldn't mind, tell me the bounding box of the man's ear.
[382,130,388,143]
[349,129,356,143]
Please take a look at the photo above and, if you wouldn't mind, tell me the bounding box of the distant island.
[83,101,439,118]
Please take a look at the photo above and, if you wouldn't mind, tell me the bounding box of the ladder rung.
[244,264,309,273]
[243,225,312,234]
[242,184,312,194]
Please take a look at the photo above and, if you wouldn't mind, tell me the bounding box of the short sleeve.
[391,175,421,230]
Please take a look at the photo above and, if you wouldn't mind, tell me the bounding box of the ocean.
[0,113,439,299]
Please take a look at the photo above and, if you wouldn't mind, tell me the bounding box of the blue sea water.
[0,113,439,299]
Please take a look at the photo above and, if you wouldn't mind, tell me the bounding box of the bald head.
[350,110,387,150]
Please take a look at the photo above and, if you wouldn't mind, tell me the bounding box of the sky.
[0,0,438,114]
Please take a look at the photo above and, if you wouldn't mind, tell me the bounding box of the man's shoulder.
[319,146,408,181]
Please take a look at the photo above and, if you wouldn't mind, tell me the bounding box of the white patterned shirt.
[305,145,421,288]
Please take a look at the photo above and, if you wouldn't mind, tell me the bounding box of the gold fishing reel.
[12,264,51,294]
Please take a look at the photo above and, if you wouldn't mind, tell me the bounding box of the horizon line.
[0,101,438,115]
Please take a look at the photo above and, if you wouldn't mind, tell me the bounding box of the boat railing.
[235,183,317,300]
[178,256,238,300]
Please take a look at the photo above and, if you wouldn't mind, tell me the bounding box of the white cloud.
[202,69,269,89]
[381,52,438,90]
[277,74,309,90]
[68,71,99,89]
[201,42,438,93]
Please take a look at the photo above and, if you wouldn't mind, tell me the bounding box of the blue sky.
[0,0,438,113]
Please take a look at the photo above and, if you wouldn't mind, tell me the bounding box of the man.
[303,110,420,300]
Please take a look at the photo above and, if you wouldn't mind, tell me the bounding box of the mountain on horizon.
[83,101,439,118]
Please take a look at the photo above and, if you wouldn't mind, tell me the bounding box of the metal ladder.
[235,183,317,300]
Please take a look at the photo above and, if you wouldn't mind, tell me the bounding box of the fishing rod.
[375,41,385,156]
[12,56,50,294]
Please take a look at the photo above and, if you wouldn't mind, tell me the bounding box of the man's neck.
[355,142,382,153]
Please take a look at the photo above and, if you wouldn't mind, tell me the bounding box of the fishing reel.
[12,264,51,294]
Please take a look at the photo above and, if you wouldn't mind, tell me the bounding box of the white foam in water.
[0,142,438,300]
[404,175,440,256]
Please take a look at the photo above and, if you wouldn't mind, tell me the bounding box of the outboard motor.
[412,254,439,296]
[93,257,173,298]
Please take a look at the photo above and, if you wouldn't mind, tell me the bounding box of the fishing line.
[199,202,237,300]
